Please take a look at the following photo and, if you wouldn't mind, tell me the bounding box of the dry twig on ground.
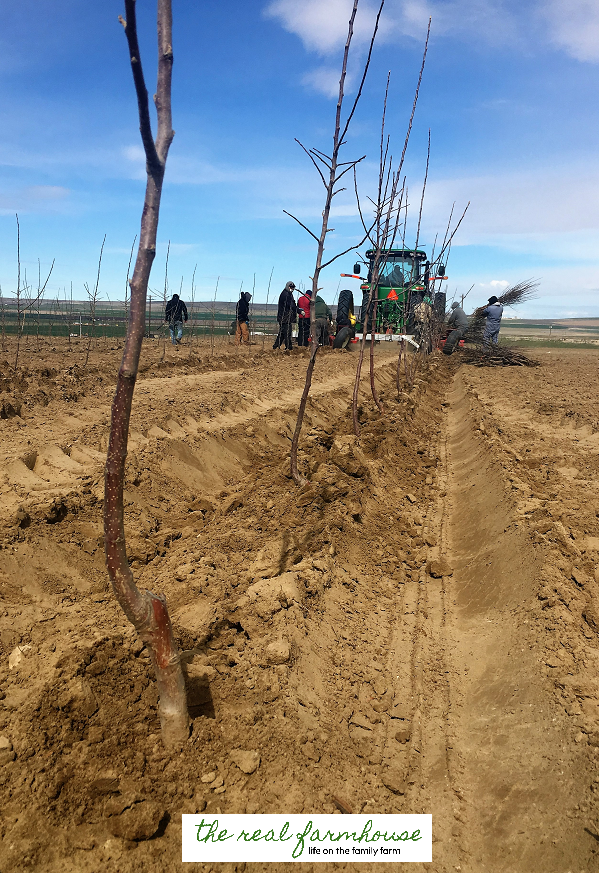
[463,347,540,367]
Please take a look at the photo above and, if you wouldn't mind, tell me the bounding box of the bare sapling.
[160,239,170,360]
[407,128,431,362]
[105,0,189,748]
[263,266,274,350]
[13,214,55,371]
[248,273,255,352]
[351,21,430,433]
[1,289,5,353]
[287,0,385,484]
[66,283,74,348]
[187,264,197,357]
[84,235,106,367]
[210,276,219,355]
[48,295,59,341]
[35,260,44,351]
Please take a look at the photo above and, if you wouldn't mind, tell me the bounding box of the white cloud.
[0,184,70,214]
[301,66,344,98]
[25,185,69,201]
[541,0,599,63]
[265,0,379,54]
[422,165,599,242]
[123,145,145,164]
[265,0,519,58]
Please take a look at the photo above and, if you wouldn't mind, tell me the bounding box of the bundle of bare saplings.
[464,279,540,367]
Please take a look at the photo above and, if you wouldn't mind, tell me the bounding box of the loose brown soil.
[1,337,599,872]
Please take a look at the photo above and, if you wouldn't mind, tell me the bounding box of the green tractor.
[337,248,446,347]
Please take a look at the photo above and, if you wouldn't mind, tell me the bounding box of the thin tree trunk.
[396,337,404,396]
[369,300,383,412]
[352,309,368,436]
[104,0,188,749]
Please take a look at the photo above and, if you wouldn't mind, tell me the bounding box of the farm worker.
[165,293,188,346]
[297,288,312,347]
[315,294,333,346]
[273,281,297,350]
[443,301,469,356]
[235,291,252,345]
[482,295,504,348]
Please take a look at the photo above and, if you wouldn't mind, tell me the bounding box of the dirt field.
[1,337,599,872]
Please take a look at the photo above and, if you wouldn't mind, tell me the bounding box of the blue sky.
[0,0,598,317]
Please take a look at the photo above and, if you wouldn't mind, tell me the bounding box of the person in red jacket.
[297,288,311,347]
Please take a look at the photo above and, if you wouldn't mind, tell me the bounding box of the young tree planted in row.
[84,235,106,368]
[104,0,190,748]
[287,0,384,485]
[13,215,55,372]
[352,22,430,434]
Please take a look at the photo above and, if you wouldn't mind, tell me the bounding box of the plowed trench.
[445,372,589,872]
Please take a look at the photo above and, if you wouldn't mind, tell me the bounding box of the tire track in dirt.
[443,370,593,872]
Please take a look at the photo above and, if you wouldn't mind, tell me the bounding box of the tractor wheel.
[336,288,354,326]
[333,325,353,349]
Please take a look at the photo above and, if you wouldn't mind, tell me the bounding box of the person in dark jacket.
[235,291,252,345]
[442,301,469,355]
[315,295,333,345]
[297,288,312,347]
[482,295,504,348]
[273,281,297,350]
[165,294,188,346]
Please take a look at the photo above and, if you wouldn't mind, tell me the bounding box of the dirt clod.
[230,750,261,774]
[107,801,165,841]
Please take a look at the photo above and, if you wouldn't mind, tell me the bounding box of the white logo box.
[182,814,432,863]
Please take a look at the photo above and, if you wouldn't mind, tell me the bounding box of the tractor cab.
[339,248,447,344]
[341,248,447,337]
[361,248,428,334]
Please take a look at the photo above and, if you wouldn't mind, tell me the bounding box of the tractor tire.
[333,325,353,349]
[361,289,373,327]
[336,288,354,326]
[434,291,446,320]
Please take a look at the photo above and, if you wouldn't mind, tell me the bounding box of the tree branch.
[121,1,161,171]
[320,225,376,269]
[435,202,470,263]
[339,0,385,145]
[395,18,431,180]
[295,139,327,188]
[155,0,175,162]
[283,210,320,242]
